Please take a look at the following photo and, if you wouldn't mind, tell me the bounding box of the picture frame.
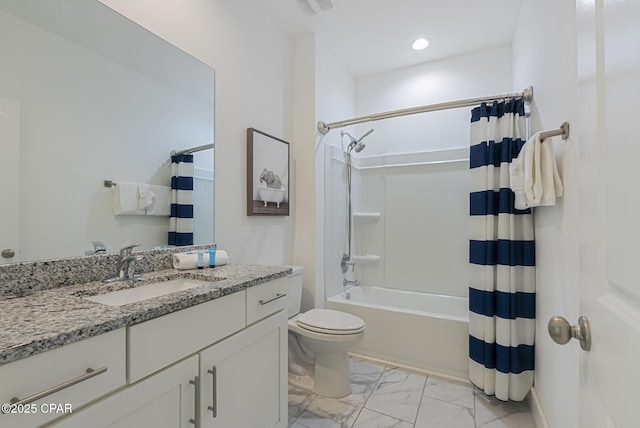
[246,128,290,216]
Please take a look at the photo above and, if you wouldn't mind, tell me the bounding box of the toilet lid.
[297,309,365,335]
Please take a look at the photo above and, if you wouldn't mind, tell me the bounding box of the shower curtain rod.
[317,86,534,135]
[172,143,215,155]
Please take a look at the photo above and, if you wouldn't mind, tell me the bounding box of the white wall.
[293,35,356,311]
[354,44,513,156]
[101,0,295,266]
[292,35,317,312]
[512,1,580,427]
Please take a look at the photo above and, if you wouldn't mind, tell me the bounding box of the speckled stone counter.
[0,263,291,366]
[0,245,217,297]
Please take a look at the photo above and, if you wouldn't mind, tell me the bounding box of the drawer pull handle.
[7,366,108,409]
[259,293,287,306]
[208,366,217,418]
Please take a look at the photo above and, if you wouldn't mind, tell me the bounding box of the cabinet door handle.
[207,366,217,418]
[259,293,287,305]
[188,375,199,425]
[5,367,107,410]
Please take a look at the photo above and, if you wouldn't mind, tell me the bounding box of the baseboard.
[529,387,550,428]
[348,352,470,385]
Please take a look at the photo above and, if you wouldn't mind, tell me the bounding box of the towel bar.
[540,122,569,141]
[104,180,116,188]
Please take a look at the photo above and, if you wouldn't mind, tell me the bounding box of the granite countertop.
[0,264,291,366]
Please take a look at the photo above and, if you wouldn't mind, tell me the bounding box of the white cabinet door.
[51,356,198,428]
[199,310,287,428]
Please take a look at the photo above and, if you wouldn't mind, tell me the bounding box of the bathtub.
[257,186,286,207]
[326,286,469,379]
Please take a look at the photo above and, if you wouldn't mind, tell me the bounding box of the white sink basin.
[85,278,209,306]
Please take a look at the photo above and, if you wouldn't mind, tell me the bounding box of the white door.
[0,98,20,264]
[577,1,640,427]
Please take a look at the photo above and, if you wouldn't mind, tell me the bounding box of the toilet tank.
[281,265,303,318]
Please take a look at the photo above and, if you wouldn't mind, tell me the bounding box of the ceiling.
[251,0,523,77]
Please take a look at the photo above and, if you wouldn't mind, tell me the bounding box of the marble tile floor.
[288,357,536,428]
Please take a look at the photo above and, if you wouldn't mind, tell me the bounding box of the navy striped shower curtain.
[468,99,535,401]
[168,153,194,246]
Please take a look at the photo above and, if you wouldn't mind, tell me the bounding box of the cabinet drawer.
[128,291,246,383]
[246,277,288,325]
[0,328,126,428]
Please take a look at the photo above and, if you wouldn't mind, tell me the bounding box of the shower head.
[352,128,373,153]
[341,128,374,153]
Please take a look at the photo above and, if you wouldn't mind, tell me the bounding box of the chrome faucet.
[104,244,143,283]
[340,253,354,273]
[343,278,360,287]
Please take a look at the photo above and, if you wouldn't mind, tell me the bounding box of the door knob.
[548,315,591,351]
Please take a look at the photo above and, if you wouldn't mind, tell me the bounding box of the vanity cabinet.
[16,275,290,428]
[51,355,198,428]
[199,310,288,428]
[127,291,246,383]
[0,328,126,428]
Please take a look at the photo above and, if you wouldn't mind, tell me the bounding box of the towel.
[172,250,229,270]
[145,185,172,216]
[510,131,564,210]
[113,182,145,215]
[137,183,155,210]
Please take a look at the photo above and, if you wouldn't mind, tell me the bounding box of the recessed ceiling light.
[412,38,430,50]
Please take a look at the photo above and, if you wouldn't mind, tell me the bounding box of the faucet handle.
[119,244,140,258]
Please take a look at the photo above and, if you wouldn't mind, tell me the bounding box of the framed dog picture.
[247,128,290,216]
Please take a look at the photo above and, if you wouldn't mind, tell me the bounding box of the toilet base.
[287,351,352,398]
[311,351,352,398]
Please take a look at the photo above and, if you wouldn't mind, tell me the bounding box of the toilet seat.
[296,309,365,335]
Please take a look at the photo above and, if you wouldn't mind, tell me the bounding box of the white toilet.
[284,265,365,398]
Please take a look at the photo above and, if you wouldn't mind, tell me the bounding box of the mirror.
[0,0,215,263]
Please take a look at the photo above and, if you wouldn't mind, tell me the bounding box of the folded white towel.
[145,185,172,216]
[172,250,229,270]
[113,181,145,215]
[137,183,155,210]
[510,132,564,210]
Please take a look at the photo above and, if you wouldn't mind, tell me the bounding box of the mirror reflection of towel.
[113,182,145,215]
[137,183,155,210]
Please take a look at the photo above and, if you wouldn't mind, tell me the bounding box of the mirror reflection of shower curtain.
[168,153,194,246]
[468,98,535,401]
